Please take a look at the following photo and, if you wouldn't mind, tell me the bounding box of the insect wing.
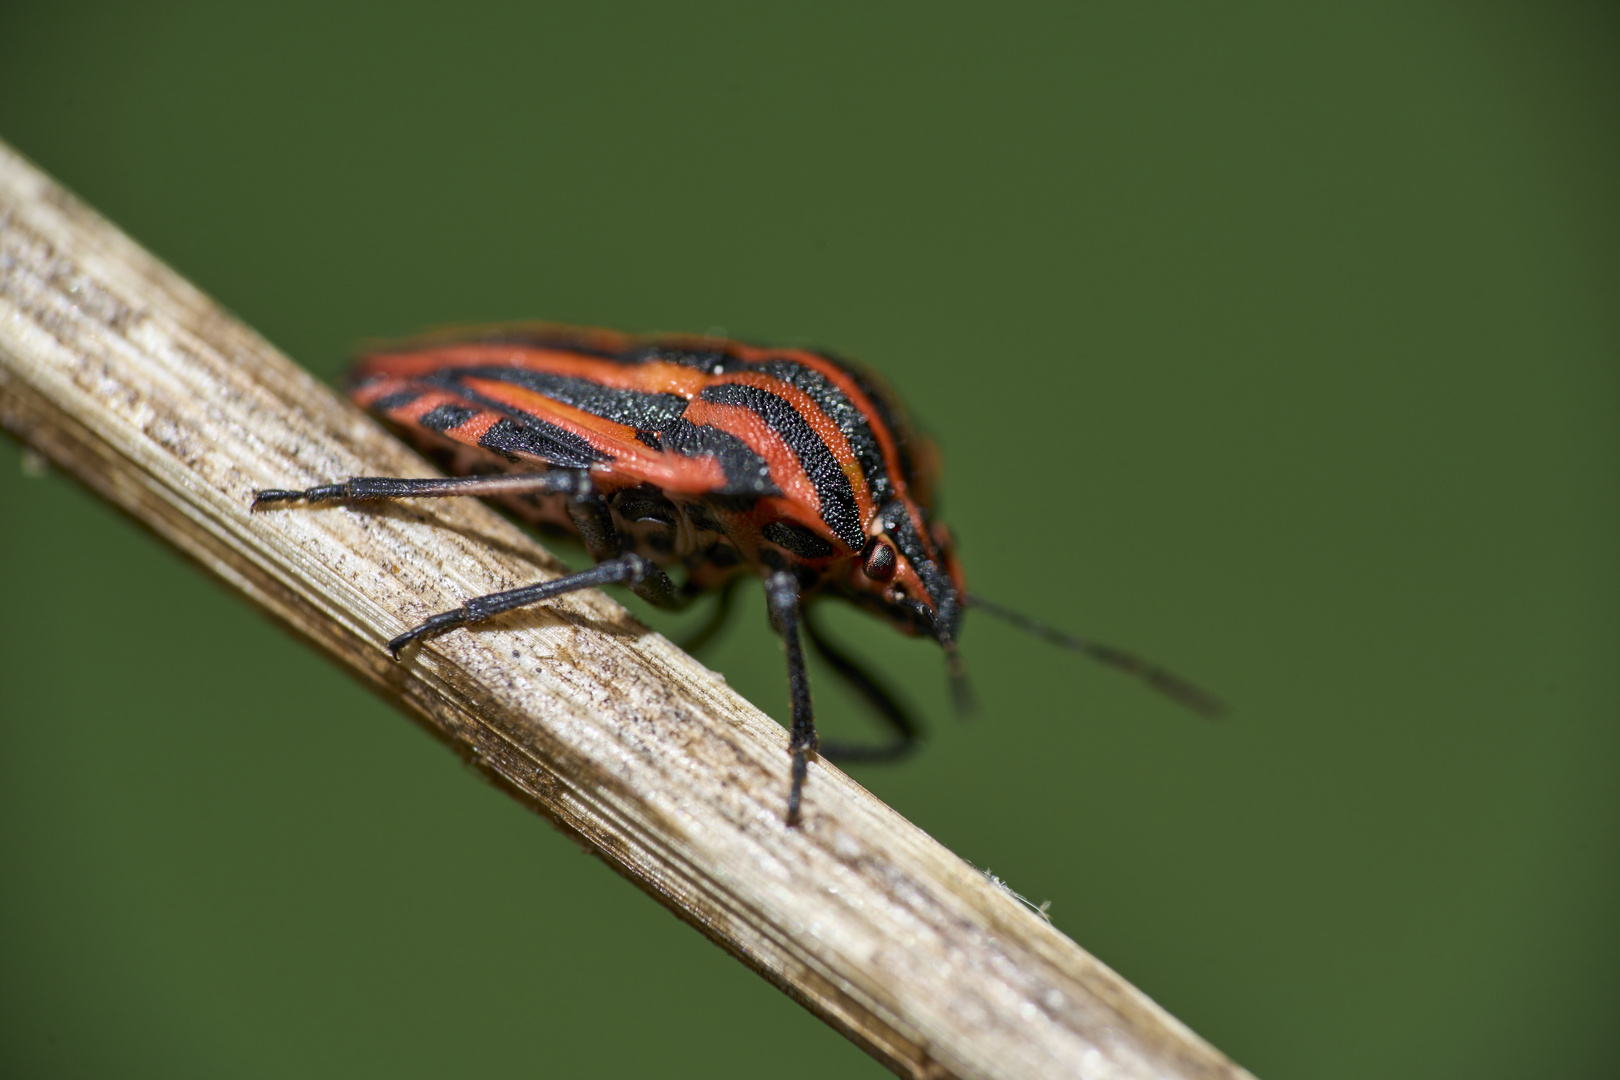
[349,346,736,494]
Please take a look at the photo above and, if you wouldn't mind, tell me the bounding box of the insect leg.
[764,571,816,826]
[563,488,684,611]
[625,566,685,611]
[387,552,662,656]
[253,469,592,506]
[675,577,739,654]
[802,606,920,764]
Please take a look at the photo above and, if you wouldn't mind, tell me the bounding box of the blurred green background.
[2,2,1617,1077]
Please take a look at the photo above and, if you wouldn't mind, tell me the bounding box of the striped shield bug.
[254,324,1220,823]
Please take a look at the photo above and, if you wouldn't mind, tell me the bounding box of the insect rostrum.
[254,324,1220,824]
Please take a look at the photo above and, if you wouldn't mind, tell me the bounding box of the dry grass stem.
[0,139,1254,1080]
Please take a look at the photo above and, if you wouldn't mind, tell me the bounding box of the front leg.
[253,468,592,506]
[764,571,817,826]
[257,466,685,612]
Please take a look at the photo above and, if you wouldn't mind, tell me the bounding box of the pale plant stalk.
[0,139,1254,1080]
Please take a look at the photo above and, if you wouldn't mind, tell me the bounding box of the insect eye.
[861,537,898,583]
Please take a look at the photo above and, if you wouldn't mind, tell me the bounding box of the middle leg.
[388,552,667,656]
[764,571,817,826]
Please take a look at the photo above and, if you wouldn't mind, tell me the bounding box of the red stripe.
[682,397,823,524]
[710,370,875,534]
[455,376,727,493]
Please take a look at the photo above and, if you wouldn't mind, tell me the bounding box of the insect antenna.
[966,594,1225,718]
[942,639,978,718]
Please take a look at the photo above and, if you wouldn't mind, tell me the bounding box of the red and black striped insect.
[254,324,1219,823]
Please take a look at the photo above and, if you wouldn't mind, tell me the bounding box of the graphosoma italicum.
[254,324,1220,823]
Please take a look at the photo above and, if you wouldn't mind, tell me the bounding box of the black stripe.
[662,419,781,497]
[878,498,961,640]
[446,366,689,430]
[762,521,836,559]
[419,404,479,432]
[478,417,603,467]
[370,389,424,412]
[415,375,607,467]
[804,349,926,497]
[879,500,932,581]
[701,382,864,550]
[754,359,892,504]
